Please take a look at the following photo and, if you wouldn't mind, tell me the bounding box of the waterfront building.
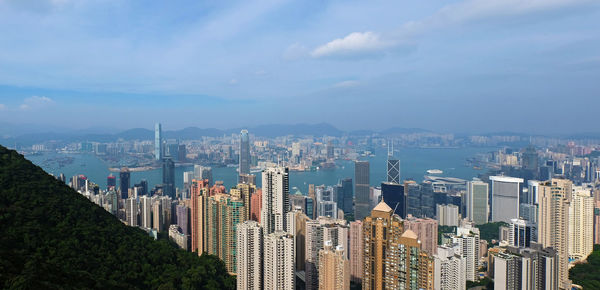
[154,122,162,161]
[239,129,250,176]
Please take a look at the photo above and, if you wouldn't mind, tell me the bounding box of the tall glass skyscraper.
[239,129,250,176]
[155,123,162,161]
[354,161,370,221]
[162,157,175,198]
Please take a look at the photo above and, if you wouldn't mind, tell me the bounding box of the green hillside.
[0,145,235,289]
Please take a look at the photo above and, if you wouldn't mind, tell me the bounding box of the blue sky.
[0,0,599,133]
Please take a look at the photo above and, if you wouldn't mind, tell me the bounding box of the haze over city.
[1,0,599,133]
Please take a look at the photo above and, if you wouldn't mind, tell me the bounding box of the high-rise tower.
[162,157,175,198]
[386,142,400,184]
[239,129,250,176]
[354,161,370,221]
[237,221,263,290]
[261,166,290,234]
[119,167,130,200]
[154,123,162,161]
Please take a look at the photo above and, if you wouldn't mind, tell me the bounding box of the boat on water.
[426,169,443,174]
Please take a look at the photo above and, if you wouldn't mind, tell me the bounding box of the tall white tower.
[261,166,290,234]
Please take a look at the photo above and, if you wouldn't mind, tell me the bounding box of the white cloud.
[311,0,596,58]
[0,104,5,110]
[311,32,391,58]
[283,43,309,60]
[333,80,360,88]
[229,78,238,85]
[20,96,54,110]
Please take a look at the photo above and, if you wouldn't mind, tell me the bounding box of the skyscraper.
[107,174,116,189]
[263,231,295,290]
[193,165,213,186]
[569,186,594,261]
[349,220,363,284]
[537,178,572,289]
[339,178,353,214]
[261,166,290,234]
[162,157,175,198]
[381,182,406,218]
[191,179,209,254]
[315,185,338,218]
[326,140,334,160]
[318,241,350,290]
[140,195,153,229]
[205,194,246,274]
[239,129,250,176]
[362,200,434,290]
[437,204,459,227]
[154,122,162,161]
[237,221,263,290]
[404,216,438,255]
[119,167,130,200]
[452,223,481,282]
[466,180,489,225]
[125,198,138,226]
[434,244,466,290]
[490,176,523,223]
[305,217,348,290]
[386,143,400,184]
[354,161,370,221]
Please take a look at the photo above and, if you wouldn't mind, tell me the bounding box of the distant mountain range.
[0,123,433,145]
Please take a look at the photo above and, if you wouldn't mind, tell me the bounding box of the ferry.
[426,169,443,174]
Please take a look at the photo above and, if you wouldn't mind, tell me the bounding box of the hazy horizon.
[1,0,599,134]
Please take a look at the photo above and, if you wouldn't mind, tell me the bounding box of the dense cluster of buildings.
[57,123,600,290]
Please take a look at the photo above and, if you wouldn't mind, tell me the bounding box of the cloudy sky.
[0,0,599,133]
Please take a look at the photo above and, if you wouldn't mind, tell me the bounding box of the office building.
[437,204,459,227]
[119,167,130,199]
[107,174,116,189]
[315,185,338,218]
[537,178,572,289]
[318,241,349,290]
[490,176,523,223]
[239,129,250,176]
[381,182,406,218]
[466,180,488,224]
[237,221,263,290]
[154,123,162,161]
[162,157,175,198]
[261,166,290,234]
[386,145,400,184]
[509,218,534,248]
[354,161,370,221]
[339,178,353,214]
[569,186,594,261]
[434,244,466,290]
[349,220,363,284]
[263,231,295,290]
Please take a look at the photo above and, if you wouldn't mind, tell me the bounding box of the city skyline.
[0,0,599,133]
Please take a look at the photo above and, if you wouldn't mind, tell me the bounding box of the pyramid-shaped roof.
[373,200,393,213]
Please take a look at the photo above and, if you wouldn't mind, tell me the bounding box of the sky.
[0,0,599,134]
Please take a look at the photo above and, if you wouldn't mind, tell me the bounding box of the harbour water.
[26,146,496,194]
